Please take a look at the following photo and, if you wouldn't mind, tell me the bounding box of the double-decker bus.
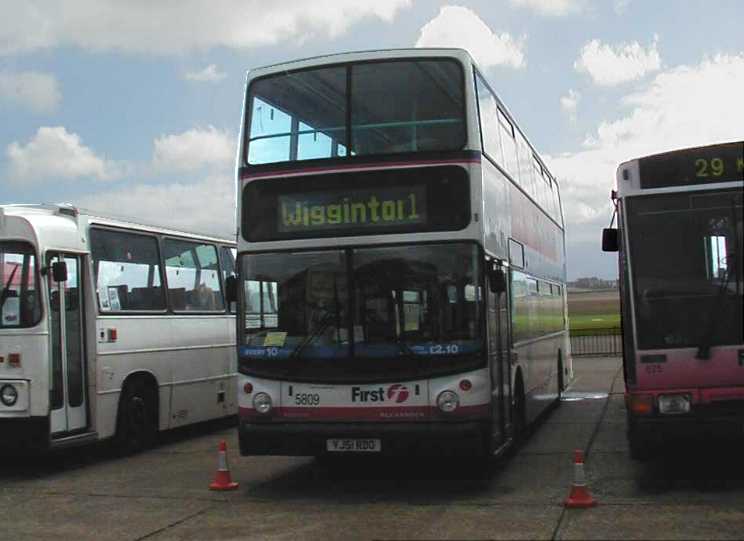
[0,204,237,453]
[236,49,571,459]
[603,141,744,459]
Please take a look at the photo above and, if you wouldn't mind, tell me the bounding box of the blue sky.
[1,0,742,279]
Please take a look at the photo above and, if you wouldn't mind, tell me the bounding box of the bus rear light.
[627,394,654,415]
[107,328,118,342]
[658,394,691,415]
[8,353,20,367]
[459,379,472,391]
[243,382,253,394]
[436,390,460,413]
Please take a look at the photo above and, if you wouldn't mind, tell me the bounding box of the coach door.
[487,263,512,448]
[48,254,88,435]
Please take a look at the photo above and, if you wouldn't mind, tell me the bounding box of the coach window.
[164,239,225,312]
[91,229,166,312]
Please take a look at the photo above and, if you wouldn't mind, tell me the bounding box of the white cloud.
[6,126,123,183]
[185,64,226,83]
[153,126,234,172]
[549,54,744,249]
[574,36,661,86]
[415,6,525,69]
[508,0,584,16]
[0,70,61,113]
[76,175,236,239]
[560,89,580,121]
[614,0,631,14]
[0,0,411,56]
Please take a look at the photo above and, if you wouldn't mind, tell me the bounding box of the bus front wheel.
[627,416,654,461]
[114,378,158,454]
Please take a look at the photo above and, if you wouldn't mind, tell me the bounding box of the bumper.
[631,403,744,443]
[0,416,49,453]
[239,420,489,456]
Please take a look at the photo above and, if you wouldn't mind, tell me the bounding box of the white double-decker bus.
[603,141,743,459]
[235,49,571,459]
[0,204,237,453]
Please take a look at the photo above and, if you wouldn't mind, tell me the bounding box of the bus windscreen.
[245,59,466,165]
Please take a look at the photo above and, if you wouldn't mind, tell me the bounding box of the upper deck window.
[245,59,466,165]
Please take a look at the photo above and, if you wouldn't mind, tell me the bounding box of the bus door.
[48,254,88,435]
[487,264,511,446]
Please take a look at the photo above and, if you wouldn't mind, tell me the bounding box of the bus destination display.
[278,186,426,233]
[242,165,470,242]
[639,141,744,189]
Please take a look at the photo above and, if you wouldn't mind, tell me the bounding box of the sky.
[0,0,742,280]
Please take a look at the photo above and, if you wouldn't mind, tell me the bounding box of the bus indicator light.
[459,379,472,391]
[243,382,253,394]
[8,353,20,367]
[627,393,654,415]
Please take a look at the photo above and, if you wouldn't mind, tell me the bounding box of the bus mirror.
[52,261,68,282]
[224,275,238,304]
[602,228,619,252]
[489,267,506,293]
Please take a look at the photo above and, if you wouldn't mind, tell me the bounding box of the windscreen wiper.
[289,309,336,359]
[696,267,732,360]
[0,265,19,311]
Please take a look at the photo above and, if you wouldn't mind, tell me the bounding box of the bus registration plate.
[326,439,381,452]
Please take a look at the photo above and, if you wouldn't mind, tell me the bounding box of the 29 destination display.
[639,140,744,189]
[242,165,470,241]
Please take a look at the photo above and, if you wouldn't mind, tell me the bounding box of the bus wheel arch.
[114,372,159,454]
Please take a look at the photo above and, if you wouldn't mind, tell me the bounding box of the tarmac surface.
[4,356,744,540]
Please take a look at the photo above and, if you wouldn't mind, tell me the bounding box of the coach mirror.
[488,265,507,293]
[51,261,68,282]
[224,275,238,304]
[602,228,619,252]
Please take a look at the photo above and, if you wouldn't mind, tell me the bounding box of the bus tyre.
[115,379,157,454]
[627,419,653,461]
[512,381,527,441]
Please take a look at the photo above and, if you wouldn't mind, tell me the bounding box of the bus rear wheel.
[114,379,157,455]
[512,379,527,441]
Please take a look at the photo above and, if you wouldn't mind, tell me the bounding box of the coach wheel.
[115,378,157,454]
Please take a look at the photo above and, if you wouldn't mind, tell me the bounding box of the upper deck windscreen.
[245,59,466,165]
[638,141,743,189]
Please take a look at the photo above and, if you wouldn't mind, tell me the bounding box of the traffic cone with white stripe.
[564,449,596,508]
[209,440,239,491]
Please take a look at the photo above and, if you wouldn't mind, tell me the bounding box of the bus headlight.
[437,390,459,413]
[658,394,691,415]
[253,392,273,415]
[0,384,18,407]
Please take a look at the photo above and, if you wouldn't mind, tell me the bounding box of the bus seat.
[169,288,187,311]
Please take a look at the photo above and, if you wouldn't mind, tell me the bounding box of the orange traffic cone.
[209,440,239,491]
[564,449,596,508]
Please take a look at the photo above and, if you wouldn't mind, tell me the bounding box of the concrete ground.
[4,356,744,540]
